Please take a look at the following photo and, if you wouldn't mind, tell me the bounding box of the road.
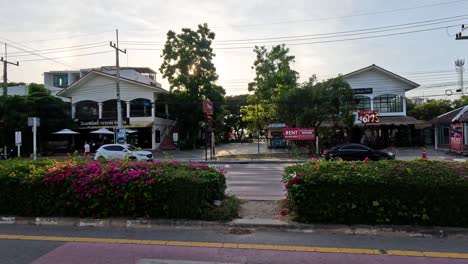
[224,163,289,200]
[0,225,467,263]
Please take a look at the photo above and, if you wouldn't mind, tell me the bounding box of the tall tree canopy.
[407,99,453,121]
[244,45,299,128]
[159,23,225,149]
[278,76,354,129]
[222,94,248,141]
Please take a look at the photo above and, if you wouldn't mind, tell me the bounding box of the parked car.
[94,144,153,161]
[324,143,395,161]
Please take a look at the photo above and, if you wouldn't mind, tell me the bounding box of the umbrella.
[126,129,138,134]
[90,128,114,135]
[52,129,80,135]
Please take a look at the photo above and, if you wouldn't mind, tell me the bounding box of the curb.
[2,216,468,238]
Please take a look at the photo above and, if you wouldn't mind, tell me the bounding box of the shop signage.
[203,99,214,116]
[353,88,373,95]
[449,123,463,153]
[358,110,380,124]
[283,128,315,141]
[76,118,129,127]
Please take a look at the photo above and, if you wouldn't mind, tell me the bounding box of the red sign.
[358,110,380,124]
[203,99,214,116]
[283,128,316,141]
[449,123,463,153]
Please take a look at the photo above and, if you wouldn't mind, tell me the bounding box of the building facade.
[56,68,175,150]
[342,64,429,147]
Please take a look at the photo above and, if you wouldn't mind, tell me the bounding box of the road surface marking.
[0,234,467,259]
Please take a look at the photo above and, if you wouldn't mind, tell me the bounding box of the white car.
[94,144,153,161]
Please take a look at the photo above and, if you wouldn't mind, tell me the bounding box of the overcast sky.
[1,0,468,99]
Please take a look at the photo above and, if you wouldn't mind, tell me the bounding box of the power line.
[10,45,108,58]
[19,51,113,62]
[7,41,108,56]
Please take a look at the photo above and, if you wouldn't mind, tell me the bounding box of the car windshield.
[126,145,137,151]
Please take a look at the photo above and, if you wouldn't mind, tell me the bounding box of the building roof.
[92,66,157,74]
[431,106,468,124]
[57,70,168,97]
[342,64,420,89]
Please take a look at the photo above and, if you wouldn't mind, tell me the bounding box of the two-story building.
[54,67,175,150]
[342,64,429,147]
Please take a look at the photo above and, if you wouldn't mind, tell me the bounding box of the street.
[0,225,467,263]
[225,163,289,200]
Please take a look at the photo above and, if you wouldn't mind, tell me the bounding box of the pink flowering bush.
[1,160,226,219]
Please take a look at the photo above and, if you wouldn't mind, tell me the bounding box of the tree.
[222,95,248,141]
[407,99,453,121]
[159,24,225,149]
[278,76,354,129]
[244,45,299,126]
[453,95,468,109]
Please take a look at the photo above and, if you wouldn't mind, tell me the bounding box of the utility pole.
[1,43,19,96]
[1,43,19,157]
[110,29,127,143]
[455,24,468,94]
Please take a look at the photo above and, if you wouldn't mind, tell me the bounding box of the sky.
[1,0,468,100]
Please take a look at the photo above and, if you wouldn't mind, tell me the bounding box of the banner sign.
[449,123,463,153]
[203,99,214,116]
[358,110,380,124]
[353,88,373,95]
[77,118,129,127]
[15,131,22,146]
[283,128,315,141]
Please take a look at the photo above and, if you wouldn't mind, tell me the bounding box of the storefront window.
[75,100,98,119]
[373,94,403,113]
[130,98,152,117]
[352,95,371,111]
[102,99,127,119]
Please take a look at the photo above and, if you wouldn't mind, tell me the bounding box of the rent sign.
[283,128,315,141]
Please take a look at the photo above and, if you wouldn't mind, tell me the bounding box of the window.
[53,74,68,88]
[75,101,98,119]
[102,100,127,119]
[353,96,371,111]
[104,145,124,151]
[130,98,152,117]
[373,94,403,113]
[340,145,369,151]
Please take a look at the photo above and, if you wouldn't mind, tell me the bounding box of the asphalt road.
[1,225,468,264]
[224,163,290,200]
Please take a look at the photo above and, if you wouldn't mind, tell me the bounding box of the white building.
[342,64,429,147]
[56,68,175,150]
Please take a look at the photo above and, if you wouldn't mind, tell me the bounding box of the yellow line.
[0,234,467,259]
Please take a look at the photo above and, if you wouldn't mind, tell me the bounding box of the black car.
[324,143,395,161]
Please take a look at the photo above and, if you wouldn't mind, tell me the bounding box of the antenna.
[455,58,465,94]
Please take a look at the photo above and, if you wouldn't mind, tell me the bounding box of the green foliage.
[159,24,225,148]
[0,160,229,219]
[452,95,468,109]
[243,45,298,126]
[278,77,355,129]
[283,160,468,226]
[222,95,248,141]
[408,99,453,121]
[201,195,241,221]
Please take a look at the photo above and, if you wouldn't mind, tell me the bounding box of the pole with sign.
[15,131,21,158]
[28,117,40,160]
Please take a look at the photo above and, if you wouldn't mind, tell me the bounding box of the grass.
[202,195,243,221]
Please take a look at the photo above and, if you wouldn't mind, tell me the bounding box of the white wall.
[344,69,413,117]
[6,85,28,96]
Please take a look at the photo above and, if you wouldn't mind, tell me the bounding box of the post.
[205,129,208,161]
[32,118,37,160]
[17,145,20,158]
[316,136,319,154]
[110,29,127,143]
[256,102,260,155]
[1,43,19,96]
[434,126,439,150]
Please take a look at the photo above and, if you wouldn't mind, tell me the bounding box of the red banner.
[283,128,315,141]
[203,99,214,116]
[449,123,463,153]
[358,110,380,124]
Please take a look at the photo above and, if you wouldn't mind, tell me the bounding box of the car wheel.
[333,156,343,161]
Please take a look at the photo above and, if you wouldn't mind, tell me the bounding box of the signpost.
[28,117,40,160]
[116,128,126,144]
[15,131,21,158]
[449,123,463,153]
[203,98,215,160]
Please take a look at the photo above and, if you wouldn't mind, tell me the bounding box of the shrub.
[283,159,468,226]
[0,160,227,219]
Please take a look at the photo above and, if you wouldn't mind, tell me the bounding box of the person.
[84,142,90,157]
[360,134,368,145]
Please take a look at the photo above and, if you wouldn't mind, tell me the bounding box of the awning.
[357,116,431,129]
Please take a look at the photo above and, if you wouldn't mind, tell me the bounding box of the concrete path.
[1,225,467,264]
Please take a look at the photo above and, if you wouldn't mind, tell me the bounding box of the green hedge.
[283,160,468,226]
[0,159,227,219]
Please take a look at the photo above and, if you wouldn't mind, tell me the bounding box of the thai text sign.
[358,110,380,124]
[283,128,315,141]
[449,123,463,153]
[77,118,129,127]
